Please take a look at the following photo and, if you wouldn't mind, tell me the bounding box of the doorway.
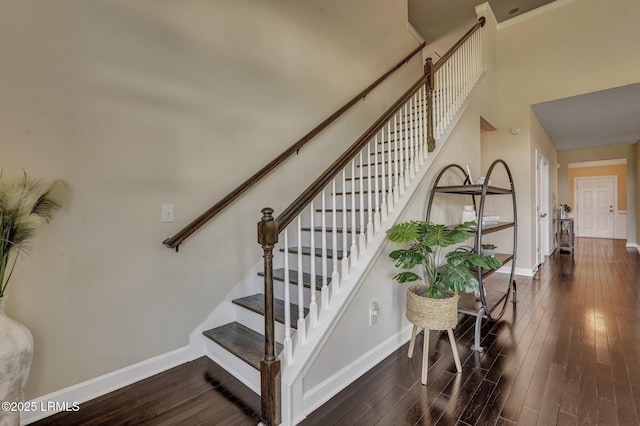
[574,176,616,238]
[535,151,550,269]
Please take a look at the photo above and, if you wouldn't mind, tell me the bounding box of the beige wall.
[0,0,422,398]
[568,164,627,210]
[482,0,640,271]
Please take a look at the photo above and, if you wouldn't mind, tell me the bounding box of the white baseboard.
[495,265,535,277]
[302,325,413,418]
[626,242,640,253]
[21,346,191,425]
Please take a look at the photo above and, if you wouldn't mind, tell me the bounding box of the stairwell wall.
[0,0,422,399]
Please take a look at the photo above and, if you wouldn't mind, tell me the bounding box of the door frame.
[574,175,617,238]
[535,151,550,268]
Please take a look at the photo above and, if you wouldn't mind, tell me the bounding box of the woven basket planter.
[406,285,459,330]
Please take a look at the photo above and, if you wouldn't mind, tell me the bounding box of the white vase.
[0,297,33,426]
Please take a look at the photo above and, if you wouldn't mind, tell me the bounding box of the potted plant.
[386,220,502,331]
[481,243,497,257]
[560,203,572,219]
[0,172,62,425]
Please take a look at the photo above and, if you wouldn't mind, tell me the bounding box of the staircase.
[191,18,486,426]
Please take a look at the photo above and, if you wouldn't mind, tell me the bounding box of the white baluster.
[358,151,366,251]
[398,110,406,195]
[403,103,410,188]
[423,85,429,160]
[341,169,349,279]
[417,87,425,165]
[447,61,453,126]
[454,51,459,112]
[373,134,381,232]
[387,121,394,212]
[296,216,306,343]
[435,70,442,140]
[409,95,418,180]
[465,39,471,95]
[350,159,358,266]
[393,113,400,203]
[321,190,329,309]
[379,129,387,221]
[331,179,340,292]
[283,228,292,365]
[308,202,317,327]
[366,143,374,241]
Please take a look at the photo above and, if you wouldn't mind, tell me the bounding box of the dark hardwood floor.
[34,238,640,425]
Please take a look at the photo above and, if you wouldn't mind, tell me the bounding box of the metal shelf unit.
[426,160,518,352]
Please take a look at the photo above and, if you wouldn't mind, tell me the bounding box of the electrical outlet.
[370,302,379,326]
[162,204,174,223]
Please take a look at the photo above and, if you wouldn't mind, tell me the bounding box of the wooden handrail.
[275,17,485,231]
[162,42,425,251]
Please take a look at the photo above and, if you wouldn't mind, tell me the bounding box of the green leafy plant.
[0,172,62,297]
[562,203,572,213]
[387,221,502,299]
[481,243,497,249]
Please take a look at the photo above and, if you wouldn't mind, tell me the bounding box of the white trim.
[21,346,190,425]
[301,325,413,419]
[497,0,576,30]
[626,242,640,253]
[568,158,627,168]
[496,265,535,277]
[407,22,425,44]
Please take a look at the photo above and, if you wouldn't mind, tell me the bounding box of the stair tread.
[258,268,329,290]
[280,246,347,259]
[233,294,309,329]
[315,208,365,212]
[332,189,391,195]
[301,227,364,234]
[203,322,282,370]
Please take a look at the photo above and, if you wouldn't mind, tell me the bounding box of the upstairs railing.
[162,42,425,251]
[257,17,485,425]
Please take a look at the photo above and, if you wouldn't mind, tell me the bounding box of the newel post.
[424,57,436,152]
[257,208,281,425]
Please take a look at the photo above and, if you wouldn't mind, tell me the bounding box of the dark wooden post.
[257,208,281,425]
[424,57,436,153]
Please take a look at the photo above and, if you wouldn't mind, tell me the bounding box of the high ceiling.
[409,0,640,152]
[409,0,558,43]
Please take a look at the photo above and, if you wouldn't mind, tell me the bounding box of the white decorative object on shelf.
[462,205,476,223]
[482,216,500,226]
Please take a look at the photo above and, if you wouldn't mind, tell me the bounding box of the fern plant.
[0,172,62,297]
[387,220,502,299]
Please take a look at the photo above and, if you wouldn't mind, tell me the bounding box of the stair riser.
[273,279,319,307]
[203,339,261,394]
[234,305,288,344]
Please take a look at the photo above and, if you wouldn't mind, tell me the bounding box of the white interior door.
[575,176,615,238]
